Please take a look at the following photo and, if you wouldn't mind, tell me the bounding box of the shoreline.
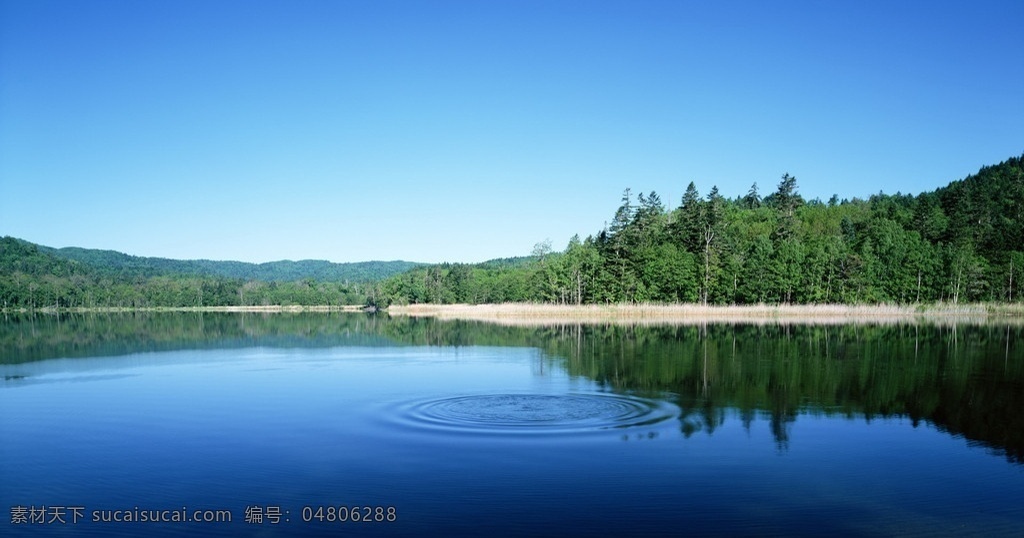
[385,302,1024,326]
[3,302,1023,325]
[1,305,369,315]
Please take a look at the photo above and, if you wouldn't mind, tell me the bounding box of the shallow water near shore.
[2,312,1023,536]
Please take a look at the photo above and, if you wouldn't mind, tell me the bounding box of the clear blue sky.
[2,0,1021,264]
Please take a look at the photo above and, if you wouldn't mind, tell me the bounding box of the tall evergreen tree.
[743,182,761,209]
[673,182,703,254]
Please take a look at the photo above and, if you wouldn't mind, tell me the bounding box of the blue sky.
[2,0,1021,264]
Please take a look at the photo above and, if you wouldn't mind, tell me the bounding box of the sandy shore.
[386,302,1024,326]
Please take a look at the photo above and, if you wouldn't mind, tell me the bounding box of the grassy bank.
[386,302,1024,326]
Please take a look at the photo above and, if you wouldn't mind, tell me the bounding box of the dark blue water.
[2,314,1023,536]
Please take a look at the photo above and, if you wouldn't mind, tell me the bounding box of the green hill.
[379,153,1024,306]
[37,245,422,283]
[0,238,422,309]
[3,153,1022,310]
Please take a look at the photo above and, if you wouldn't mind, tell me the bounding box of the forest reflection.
[2,312,1020,463]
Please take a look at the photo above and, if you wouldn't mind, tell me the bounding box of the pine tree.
[743,182,761,209]
[673,182,702,253]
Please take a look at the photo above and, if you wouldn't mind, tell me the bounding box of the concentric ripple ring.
[391,393,676,435]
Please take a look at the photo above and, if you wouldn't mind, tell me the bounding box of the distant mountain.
[35,244,423,283]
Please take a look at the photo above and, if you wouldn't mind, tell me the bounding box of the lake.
[2,312,1022,536]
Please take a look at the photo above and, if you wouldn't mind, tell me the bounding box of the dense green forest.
[37,245,422,282]
[379,154,1024,306]
[2,154,1021,309]
[0,237,416,309]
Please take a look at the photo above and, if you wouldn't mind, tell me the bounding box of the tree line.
[0,237,374,309]
[37,245,421,282]
[2,153,1021,310]
[379,154,1024,306]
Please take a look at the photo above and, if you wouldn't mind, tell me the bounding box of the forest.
[1,154,1022,310]
[37,245,422,282]
[0,238,414,309]
[378,154,1024,306]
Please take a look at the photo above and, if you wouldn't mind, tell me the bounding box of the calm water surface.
[1,313,1022,536]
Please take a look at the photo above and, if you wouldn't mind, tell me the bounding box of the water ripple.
[389,393,677,436]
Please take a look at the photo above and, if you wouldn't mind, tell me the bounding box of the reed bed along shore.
[5,303,1022,326]
[387,302,1024,326]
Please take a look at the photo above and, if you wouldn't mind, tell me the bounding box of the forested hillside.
[0,238,413,309]
[38,245,421,282]
[379,154,1024,306]
[3,154,1021,310]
